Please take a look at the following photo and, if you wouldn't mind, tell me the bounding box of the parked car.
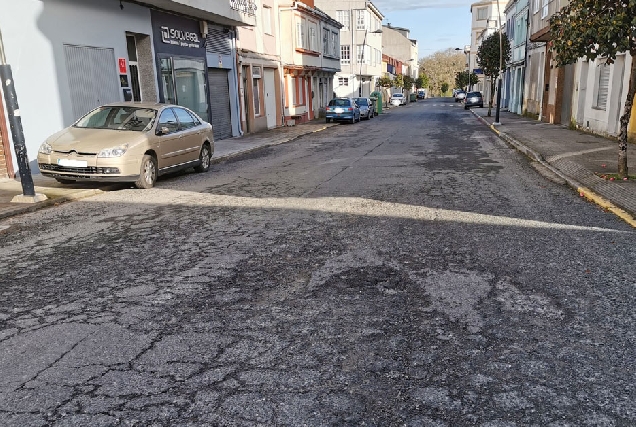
[463,91,484,109]
[325,98,361,123]
[454,90,466,102]
[390,93,407,106]
[417,89,426,99]
[37,103,214,189]
[354,97,375,120]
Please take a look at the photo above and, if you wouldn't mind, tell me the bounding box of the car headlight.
[38,142,52,155]
[98,144,128,158]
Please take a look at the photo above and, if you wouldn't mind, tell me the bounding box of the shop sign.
[161,26,201,48]
[229,0,257,16]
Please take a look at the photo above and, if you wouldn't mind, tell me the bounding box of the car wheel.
[194,143,212,173]
[135,154,157,189]
[326,118,331,123]
[55,178,75,184]
[351,116,356,124]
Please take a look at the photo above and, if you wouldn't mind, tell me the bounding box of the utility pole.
[0,26,45,202]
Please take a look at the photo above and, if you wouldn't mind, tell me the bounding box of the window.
[173,107,197,129]
[331,32,338,57]
[262,6,272,35]
[309,25,317,51]
[477,7,487,20]
[357,45,370,64]
[338,77,349,87]
[541,0,549,18]
[253,76,261,115]
[336,10,349,30]
[595,63,610,110]
[293,77,305,106]
[296,20,306,49]
[356,10,367,30]
[533,0,540,14]
[323,28,329,55]
[156,109,179,135]
[341,45,350,64]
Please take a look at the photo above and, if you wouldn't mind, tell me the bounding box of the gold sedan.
[37,103,214,189]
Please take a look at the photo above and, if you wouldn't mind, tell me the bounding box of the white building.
[502,0,529,115]
[314,0,384,98]
[469,0,507,95]
[381,24,419,83]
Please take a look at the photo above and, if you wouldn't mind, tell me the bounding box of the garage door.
[207,69,233,140]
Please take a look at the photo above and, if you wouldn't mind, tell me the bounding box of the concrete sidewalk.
[0,121,336,221]
[472,109,636,226]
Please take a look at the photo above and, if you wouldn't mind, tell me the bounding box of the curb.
[470,110,636,228]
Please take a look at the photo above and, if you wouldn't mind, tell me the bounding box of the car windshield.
[329,99,351,107]
[74,106,157,131]
[393,94,404,98]
[354,98,368,106]
[467,92,482,98]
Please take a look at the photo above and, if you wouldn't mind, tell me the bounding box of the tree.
[376,76,393,88]
[393,74,404,90]
[441,82,450,95]
[455,71,479,91]
[419,49,466,96]
[415,75,429,90]
[551,0,634,178]
[403,75,415,91]
[476,31,511,116]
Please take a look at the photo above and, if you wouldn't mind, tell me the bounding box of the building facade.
[502,0,529,115]
[279,0,342,124]
[315,0,384,99]
[381,24,419,95]
[469,0,508,95]
[0,0,255,176]
[237,0,284,134]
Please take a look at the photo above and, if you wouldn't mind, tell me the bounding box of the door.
[155,108,182,169]
[207,68,233,140]
[264,69,277,129]
[172,107,203,162]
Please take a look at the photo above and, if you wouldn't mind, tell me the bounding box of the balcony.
[135,0,256,27]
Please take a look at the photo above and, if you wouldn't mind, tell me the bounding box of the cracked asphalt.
[0,98,634,426]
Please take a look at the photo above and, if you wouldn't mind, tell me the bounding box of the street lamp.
[359,29,382,97]
[455,46,472,92]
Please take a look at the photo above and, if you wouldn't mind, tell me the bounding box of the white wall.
[0,0,155,167]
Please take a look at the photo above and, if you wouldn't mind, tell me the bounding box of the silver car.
[354,97,375,120]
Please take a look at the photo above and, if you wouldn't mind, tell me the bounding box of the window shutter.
[596,64,610,110]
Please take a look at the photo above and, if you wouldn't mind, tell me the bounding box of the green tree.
[476,31,511,116]
[441,82,450,95]
[551,0,634,177]
[393,74,405,90]
[376,76,393,88]
[415,75,429,90]
[419,48,466,96]
[455,71,479,91]
[403,75,415,91]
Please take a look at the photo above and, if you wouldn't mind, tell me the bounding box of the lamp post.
[494,0,503,126]
[359,29,382,97]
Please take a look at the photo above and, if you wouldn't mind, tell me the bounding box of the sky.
[371,0,475,60]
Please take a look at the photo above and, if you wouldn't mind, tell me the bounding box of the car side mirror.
[157,126,170,136]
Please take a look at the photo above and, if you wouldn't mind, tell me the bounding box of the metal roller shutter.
[64,45,120,120]
[207,69,233,140]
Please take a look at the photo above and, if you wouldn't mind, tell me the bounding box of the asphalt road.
[0,98,634,426]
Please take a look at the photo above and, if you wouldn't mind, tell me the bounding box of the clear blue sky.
[371,0,474,60]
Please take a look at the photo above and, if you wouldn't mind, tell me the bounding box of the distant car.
[37,103,214,189]
[354,97,375,120]
[390,93,407,106]
[325,98,361,123]
[464,91,484,109]
[454,90,466,102]
[417,89,426,99]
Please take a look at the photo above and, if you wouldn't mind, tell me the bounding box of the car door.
[154,108,182,169]
[172,107,202,163]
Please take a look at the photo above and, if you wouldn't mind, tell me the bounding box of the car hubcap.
[144,160,155,184]
[202,147,210,168]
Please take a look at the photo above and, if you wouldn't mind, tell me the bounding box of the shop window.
[160,56,208,121]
